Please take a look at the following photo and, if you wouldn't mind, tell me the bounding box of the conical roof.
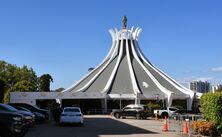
[63,26,195,101]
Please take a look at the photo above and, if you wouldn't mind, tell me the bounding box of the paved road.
[25,115,183,137]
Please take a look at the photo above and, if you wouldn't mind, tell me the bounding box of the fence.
[167,114,203,135]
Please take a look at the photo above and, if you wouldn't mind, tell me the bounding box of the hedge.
[200,92,222,132]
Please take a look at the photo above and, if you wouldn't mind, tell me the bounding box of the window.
[64,108,80,112]
[169,108,178,111]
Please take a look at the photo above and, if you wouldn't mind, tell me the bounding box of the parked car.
[10,106,36,126]
[59,107,84,126]
[153,107,179,118]
[112,104,151,119]
[0,104,26,137]
[13,106,45,122]
[8,103,49,120]
[0,104,30,128]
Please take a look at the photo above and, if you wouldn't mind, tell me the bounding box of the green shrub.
[200,92,222,133]
[148,102,161,114]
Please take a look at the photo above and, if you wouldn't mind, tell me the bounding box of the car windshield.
[1,104,18,112]
[64,108,80,112]
[169,108,178,111]
[16,106,32,112]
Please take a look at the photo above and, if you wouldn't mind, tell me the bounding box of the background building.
[190,81,210,93]
[211,84,222,93]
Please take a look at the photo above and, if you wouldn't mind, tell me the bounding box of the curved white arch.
[76,30,120,92]
[126,37,140,94]
[130,37,173,103]
[135,40,194,98]
[102,36,124,93]
[62,29,117,93]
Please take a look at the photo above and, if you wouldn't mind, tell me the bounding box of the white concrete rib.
[126,36,141,94]
[62,29,118,93]
[76,30,120,92]
[135,40,194,98]
[102,35,124,93]
[130,35,173,103]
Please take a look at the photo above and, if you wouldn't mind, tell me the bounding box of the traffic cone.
[183,121,188,134]
[163,116,168,132]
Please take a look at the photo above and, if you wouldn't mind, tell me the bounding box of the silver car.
[59,107,83,126]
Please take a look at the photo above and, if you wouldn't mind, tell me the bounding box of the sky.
[0,0,222,90]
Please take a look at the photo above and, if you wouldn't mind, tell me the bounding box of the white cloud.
[211,67,222,72]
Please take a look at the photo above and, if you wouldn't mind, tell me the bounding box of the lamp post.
[135,93,138,105]
[119,93,122,110]
[162,95,165,108]
[154,94,164,108]
[193,92,197,114]
[154,93,160,104]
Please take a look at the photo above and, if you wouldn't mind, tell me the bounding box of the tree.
[54,87,65,92]
[19,66,38,90]
[88,67,94,72]
[0,61,38,91]
[0,60,38,102]
[39,74,53,91]
[200,92,222,132]
[11,80,36,92]
[0,79,5,103]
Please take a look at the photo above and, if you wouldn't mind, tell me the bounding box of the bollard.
[192,115,195,121]
[155,113,158,120]
[178,118,181,133]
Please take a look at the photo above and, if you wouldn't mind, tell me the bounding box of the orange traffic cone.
[183,121,188,134]
[163,116,169,132]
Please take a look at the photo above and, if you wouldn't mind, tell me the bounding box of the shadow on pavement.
[25,117,158,137]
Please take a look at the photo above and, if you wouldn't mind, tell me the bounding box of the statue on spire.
[122,16,127,29]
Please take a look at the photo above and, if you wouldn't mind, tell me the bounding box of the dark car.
[113,104,151,119]
[8,103,49,120]
[12,106,45,123]
[0,104,26,137]
[0,104,30,129]
[9,105,36,127]
[16,106,45,122]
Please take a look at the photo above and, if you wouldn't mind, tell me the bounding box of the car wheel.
[136,114,141,119]
[0,127,13,137]
[114,113,120,119]
[59,123,63,126]
[142,116,146,119]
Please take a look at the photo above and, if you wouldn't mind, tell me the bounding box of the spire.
[122,16,127,29]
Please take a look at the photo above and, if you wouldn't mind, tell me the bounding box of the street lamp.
[154,94,164,108]
[193,92,197,114]
[119,93,122,110]
[135,93,138,105]
[162,95,165,108]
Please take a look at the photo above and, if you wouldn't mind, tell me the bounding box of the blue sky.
[0,0,222,90]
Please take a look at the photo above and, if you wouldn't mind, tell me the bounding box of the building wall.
[211,84,222,93]
[190,80,210,93]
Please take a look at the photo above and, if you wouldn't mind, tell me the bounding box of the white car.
[59,107,84,126]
